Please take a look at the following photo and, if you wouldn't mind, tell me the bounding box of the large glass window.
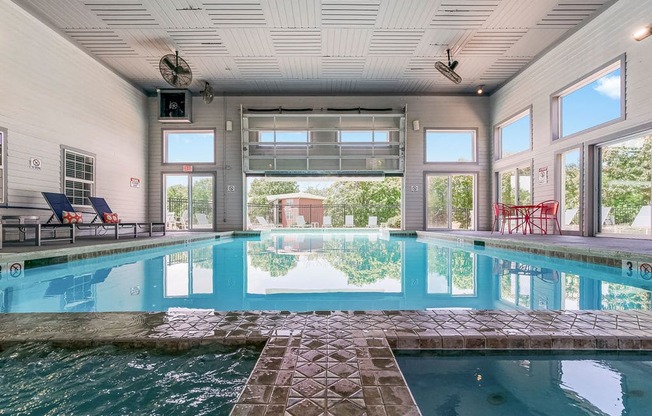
[164,130,215,163]
[340,130,389,143]
[165,174,214,231]
[561,149,581,231]
[260,131,308,143]
[426,173,475,230]
[555,60,623,139]
[63,148,94,206]
[425,130,475,163]
[497,110,531,158]
[598,132,652,235]
[499,165,531,205]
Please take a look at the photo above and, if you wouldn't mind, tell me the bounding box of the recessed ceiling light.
[477,85,484,95]
[632,25,651,41]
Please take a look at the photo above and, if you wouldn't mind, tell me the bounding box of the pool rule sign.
[622,259,652,281]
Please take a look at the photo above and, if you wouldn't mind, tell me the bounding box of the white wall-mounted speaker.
[226,120,233,131]
[412,120,420,131]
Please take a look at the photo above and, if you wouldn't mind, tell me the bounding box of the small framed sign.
[130,177,141,188]
[538,167,548,184]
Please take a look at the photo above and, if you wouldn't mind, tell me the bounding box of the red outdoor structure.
[266,192,326,227]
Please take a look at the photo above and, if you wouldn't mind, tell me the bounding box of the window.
[598,132,652,236]
[260,131,308,143]
[499,165,531,205]
[0,127,6,205]
[340,130,389,143]
[63,147,94,206]
[560,148,581,231]
[553,59,624,139]
[497,109,531,158]
[164,130,215,163]
[425,130,475,163]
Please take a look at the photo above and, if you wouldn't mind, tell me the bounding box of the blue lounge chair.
[88,196,166,237]
[42,192,123,239]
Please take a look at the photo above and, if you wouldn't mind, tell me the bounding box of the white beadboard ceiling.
[15,0,613,95]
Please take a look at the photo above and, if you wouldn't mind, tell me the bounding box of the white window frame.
[163,129,216,164]
[495,107,532,160]
[62,146,95,206]
[551,56,625,141]
[340,130,390,144]
[424,129,477,163]
[259,130,309,144]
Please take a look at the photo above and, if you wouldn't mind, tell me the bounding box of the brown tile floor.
[4,230,652,415]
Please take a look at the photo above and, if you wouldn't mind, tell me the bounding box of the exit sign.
[182,165,193,172]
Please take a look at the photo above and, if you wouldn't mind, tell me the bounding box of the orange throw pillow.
[62,210,83,224]
[103,212,119,223]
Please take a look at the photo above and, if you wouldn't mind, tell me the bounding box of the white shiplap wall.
[0,2,148,221]
[491,0,652,232]
[148,95,490,231]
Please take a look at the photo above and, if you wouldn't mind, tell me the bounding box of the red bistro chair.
[535,200,562,235]
[492,203,519,234]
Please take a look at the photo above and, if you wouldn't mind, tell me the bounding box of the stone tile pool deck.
[3,230,652,415]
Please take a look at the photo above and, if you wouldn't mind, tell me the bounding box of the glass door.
[165,174,214,230]
[426,174,475,230]
[598,132,652,236]
[560,149,581,232]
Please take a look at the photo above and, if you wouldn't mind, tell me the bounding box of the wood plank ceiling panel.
[15,0,613,95]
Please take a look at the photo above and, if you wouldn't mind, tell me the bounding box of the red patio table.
[510,205,543,235]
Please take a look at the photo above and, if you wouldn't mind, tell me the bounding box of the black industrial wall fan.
[159,51,192,88]
[435,49,462,84]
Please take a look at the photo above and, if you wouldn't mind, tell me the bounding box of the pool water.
[1,231,650,312]
[396,350,652,416]
[0,343,260,416]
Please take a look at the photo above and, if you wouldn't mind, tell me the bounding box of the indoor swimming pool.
[396,350,652,416]
[1,231,650,313]
[0,343,260,415]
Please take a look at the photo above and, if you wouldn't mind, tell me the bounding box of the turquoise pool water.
[396,350,652,416]
[0,343,260,415]
[1,232,650,312]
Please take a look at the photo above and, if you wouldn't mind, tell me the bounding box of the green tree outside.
[324,178,401,227]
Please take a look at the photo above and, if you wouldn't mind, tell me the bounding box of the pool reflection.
[0,233,651,312]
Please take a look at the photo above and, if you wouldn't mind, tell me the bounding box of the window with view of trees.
[497,109,531,158]
[426,174,474,230]
[561,149,581,230]
[599,132,652,235]
[499,166,531,205]
[425,130,475,162]
[63,147,94,206]
[164,130,215,163]
[554,59,623,139]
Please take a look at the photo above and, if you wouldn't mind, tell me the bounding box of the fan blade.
[176,66,191,75]
[172,74,178,85]
[162,57,175,71]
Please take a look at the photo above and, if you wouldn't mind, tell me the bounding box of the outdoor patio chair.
[534,200,562,235]
[563,208,579,226]
[367,216,378,228]
[601,206,614,225]
[344,215,355,227]
[491,203,519,234]
[294,215,308,227]
[88,196,166,237]
[42,192,121,239]
[179,210,189,230]
[256,216,276,228]
[631,205,651,229]
[194,213,212,229]
[166,212,177,230]
[322,216,332,228]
